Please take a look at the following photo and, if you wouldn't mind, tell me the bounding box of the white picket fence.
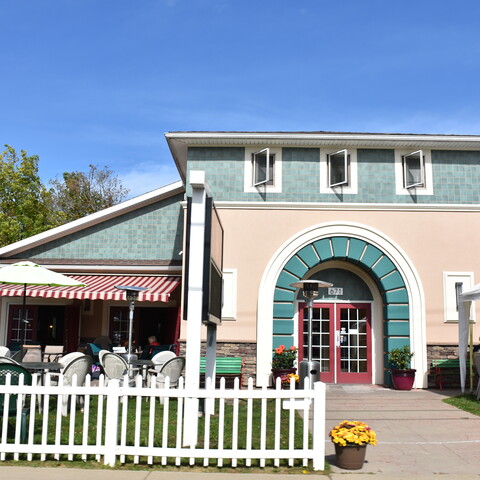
[0,373,325,470]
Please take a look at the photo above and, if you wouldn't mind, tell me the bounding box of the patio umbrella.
[0,261,87,342]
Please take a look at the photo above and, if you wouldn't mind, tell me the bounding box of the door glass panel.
[339,307,369,374]
[302,307,331,372]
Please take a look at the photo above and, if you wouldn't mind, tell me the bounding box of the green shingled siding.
[16,193,184,262]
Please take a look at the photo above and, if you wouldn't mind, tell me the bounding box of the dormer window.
[327,149,350,187]
[402,150,425,189]
[252,148,275,186]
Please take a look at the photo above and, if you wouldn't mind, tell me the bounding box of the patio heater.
[291,279,332,389]
[114,285,148,363]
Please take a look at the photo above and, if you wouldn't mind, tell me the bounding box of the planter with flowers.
[389,345,416,390]
[280,373,299,389]
[329,420,377,470]
[271,345,297,388]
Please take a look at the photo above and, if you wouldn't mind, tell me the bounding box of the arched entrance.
[256,222,426,388]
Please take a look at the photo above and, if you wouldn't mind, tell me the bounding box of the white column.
[183,171,210,445]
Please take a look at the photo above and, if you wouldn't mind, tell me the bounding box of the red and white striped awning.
[0,275,180,303]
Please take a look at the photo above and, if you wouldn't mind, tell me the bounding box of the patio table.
[20,361,62,384]
[129,359,153,384]
[20,361,62,372]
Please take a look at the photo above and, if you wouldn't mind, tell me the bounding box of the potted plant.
[389,345,416,390]
[271,345,297,387]
[329,420,377,470]
[280,372,299,389]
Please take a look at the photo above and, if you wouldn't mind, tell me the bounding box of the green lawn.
[443,393,480,416]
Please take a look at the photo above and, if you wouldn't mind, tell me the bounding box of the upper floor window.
[402,150,425,189]
[395,149,433,195]
[320,148,358,194]
[244,146,282,193]
[327,149,350,187]
[252,148,275,186]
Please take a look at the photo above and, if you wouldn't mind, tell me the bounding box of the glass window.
[252,148,275,186]
[327,149,349,187]
[402,150,425,188]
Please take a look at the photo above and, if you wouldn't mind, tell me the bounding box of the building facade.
[1,130,479,389]
[167,131,480,388]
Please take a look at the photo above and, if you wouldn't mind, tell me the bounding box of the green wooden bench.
[431,358,470,390]
[200,356,244,387]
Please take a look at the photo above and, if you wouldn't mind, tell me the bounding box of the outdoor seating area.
[0,344,186,391]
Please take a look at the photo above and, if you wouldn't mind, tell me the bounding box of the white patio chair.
[59,355,92,416]
[48,352,85,385]
[147,351,176,387]
[0,355,20,365]
[0,347,11,357]
[101,352,135,386]
[43,345,64,362]
[58,352,84,370]
[98,349,110,366]
[155,356,185,389]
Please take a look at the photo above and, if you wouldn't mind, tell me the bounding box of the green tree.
[0,145,53,246]
[48,164,129,224]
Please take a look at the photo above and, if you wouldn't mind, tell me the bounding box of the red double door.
[299,303,372,384]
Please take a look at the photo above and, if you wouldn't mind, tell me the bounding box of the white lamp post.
[291,279,332,388]
[114,285,148,362]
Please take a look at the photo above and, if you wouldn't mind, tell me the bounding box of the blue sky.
[1,0,480,198]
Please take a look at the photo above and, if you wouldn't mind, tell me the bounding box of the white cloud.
[120,161,181,199]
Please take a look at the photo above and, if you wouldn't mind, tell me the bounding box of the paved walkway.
[325,384,480,477]
[0,385,479,479]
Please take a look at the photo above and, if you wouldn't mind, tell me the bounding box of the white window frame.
[443,272,475,323]
[403,150,424,189]
[395,149,433,195]
[252,148,273,186]
[320,148,358,194]
[221,269,237,321]
[244,146,282,193]
[327,149,349,187]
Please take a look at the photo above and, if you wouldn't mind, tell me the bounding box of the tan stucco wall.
[206,207,480,346]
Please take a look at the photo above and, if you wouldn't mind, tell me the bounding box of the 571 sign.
[328,287,343,296]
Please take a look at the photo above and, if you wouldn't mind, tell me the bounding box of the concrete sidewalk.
[325,384,480,476]
[0,385,479,479]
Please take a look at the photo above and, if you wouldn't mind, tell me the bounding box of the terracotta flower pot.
[334,443,367,470]
[391,369,416,390]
